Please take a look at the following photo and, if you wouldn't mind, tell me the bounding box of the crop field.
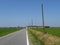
[32,27,60,37]
[0,28,21,37]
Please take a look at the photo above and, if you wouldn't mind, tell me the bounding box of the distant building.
[27,26,50,29]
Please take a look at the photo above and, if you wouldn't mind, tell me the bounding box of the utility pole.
[31,18,33,26]
[41,4,46,33]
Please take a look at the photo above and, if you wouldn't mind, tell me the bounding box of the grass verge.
[28,30,44,45]
[29,29,60,45]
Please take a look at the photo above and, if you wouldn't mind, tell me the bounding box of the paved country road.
[0,29,29,45]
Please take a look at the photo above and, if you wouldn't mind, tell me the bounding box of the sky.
[0,0,60,27]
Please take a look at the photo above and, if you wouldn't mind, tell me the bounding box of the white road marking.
[26,29,29,45]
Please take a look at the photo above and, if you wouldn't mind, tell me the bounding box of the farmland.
[28,27,60,45]
[0,28,21,37]
[32,27,60,37]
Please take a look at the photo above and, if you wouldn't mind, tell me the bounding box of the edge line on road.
[26,29,29,45]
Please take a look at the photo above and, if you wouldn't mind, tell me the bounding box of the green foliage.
[32,27,60,37]
[28,30,44,45]
[28,31,41,45]
[0,28,21,37]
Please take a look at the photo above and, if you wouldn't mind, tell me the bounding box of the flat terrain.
[32,27,60,37]
[29,28,60,45]
[0,29,27,45]
[0,28,21,37]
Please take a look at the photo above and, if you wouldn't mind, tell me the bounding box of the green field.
[0,28,21,37]
[32,27,60,37]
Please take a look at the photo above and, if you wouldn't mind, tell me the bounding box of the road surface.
[0,29,29,45]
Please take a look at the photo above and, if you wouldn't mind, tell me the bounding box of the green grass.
[32,27,60,37]
[28,30,44,45]
[0,28,21,37]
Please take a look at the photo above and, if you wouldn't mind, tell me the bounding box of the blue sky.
[0,0,60,27]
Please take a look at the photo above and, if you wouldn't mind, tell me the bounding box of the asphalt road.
[0,29,28,45]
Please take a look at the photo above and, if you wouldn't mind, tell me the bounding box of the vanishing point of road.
[0,29,29,45]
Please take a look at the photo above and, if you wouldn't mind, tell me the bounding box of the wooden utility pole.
[31,19,33,26]
[41,4,46,33]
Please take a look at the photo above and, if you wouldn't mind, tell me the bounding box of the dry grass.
[30,29,60,45]
[28,30,41,45]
